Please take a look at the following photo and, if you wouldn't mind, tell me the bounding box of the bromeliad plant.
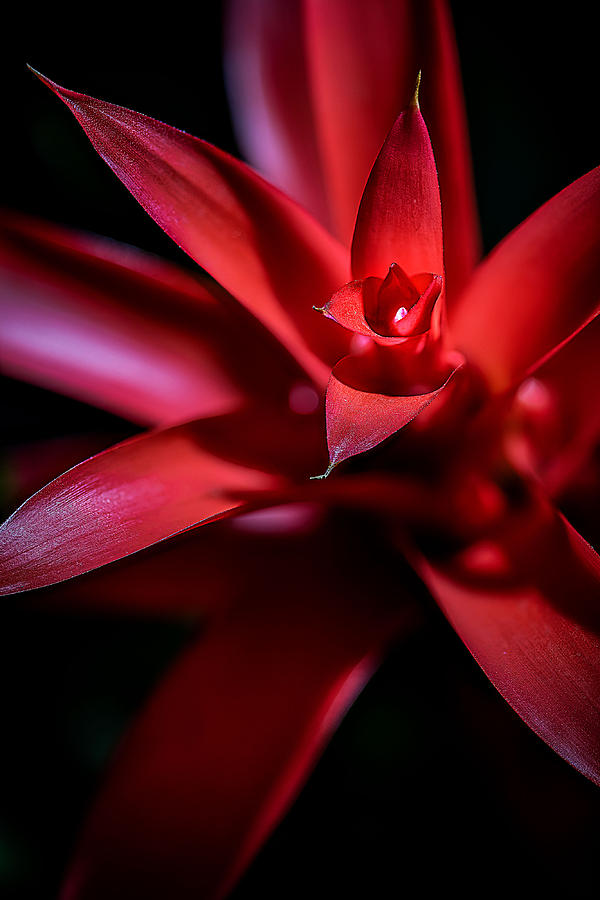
[1,0,599,897]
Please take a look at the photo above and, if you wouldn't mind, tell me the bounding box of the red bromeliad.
[1,1,599,897]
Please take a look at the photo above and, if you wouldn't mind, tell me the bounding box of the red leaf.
[32,506,323,619]
[319,277,384,339]
[414,496,600,786]
[508,315,600,496]
[302,0,419,244]
[225,0,332,230]
[225,0,480,298]
[0,413,289,595]
[3,434,120,509]
[30,70,349,384]
[450,166,600,392]
[324,348,462,471]
[321,268,442,343]
[59,523,414,899]
[418,0,481,305]
[0,211,307,425]
[351,90,443,282]
[32,472,440,620]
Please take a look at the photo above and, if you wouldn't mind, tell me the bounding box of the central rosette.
[315,261,461,477]
[313,77,465,476]
[318,262,443,343]
[366,263,442,338]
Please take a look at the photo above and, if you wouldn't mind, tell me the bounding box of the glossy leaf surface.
[325,349,462,470]
[351,99,443,282]
[416,499,600,785]
[451,166,600,391]
[0,414,290,595]
[31,70,349,383]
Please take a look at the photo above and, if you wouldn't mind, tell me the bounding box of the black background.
[1,3,598,897]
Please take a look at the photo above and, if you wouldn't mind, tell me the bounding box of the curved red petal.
[451,166,600,392]
[325,349,461,470]
[31,70,349,383]
[320,278,402,345]
[226,0,479,297]
[0,211,308,425]
[322,270,442,344]
[0,413,293,595]
[59,524,413,900]
[415,498,600,785]
[351,100,443,281]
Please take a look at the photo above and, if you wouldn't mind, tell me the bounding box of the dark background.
[1,3,598,897]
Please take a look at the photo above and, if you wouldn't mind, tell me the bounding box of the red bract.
[1,1,599,897]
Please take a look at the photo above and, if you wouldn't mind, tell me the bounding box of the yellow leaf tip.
[411,70,422,109]
[309,462,336,480]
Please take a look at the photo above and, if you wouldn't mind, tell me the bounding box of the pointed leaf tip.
[26,65,58,92]
[411,71,422,110]
[310,462,336,480]
[351,75,443,281]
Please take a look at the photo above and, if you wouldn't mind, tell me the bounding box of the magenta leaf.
[0,211,308,425]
